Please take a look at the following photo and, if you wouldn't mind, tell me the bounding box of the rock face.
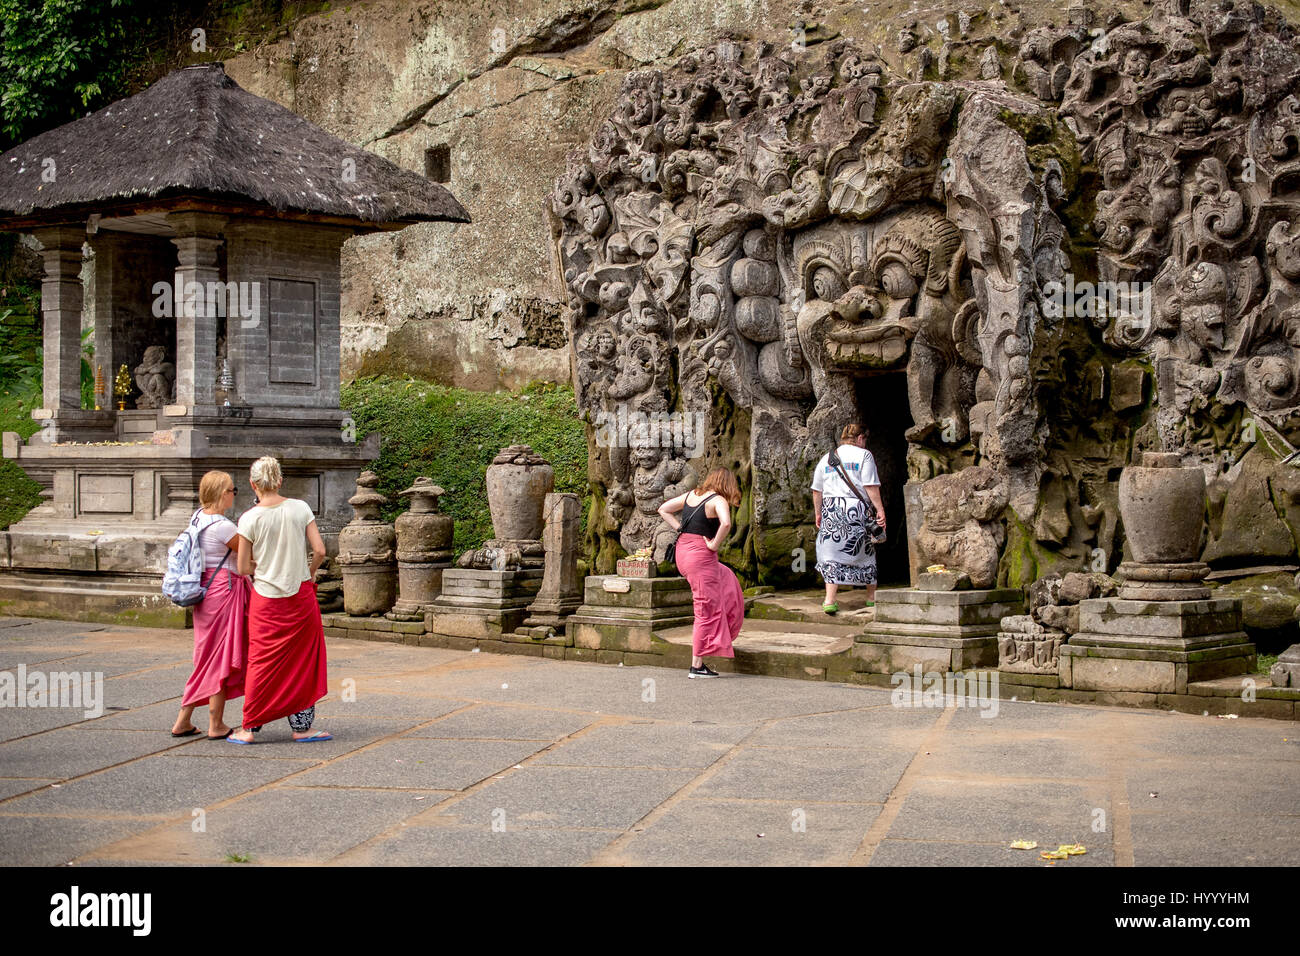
[223,0,1300,584]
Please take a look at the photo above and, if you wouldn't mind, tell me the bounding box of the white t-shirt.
[237,498,316,599]
[811,444,881,499]
[192,512,239,570]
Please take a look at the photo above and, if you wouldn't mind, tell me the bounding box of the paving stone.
[403,704,597,741]
[0,777,56,800]
[0,706,93,742]
[436,766,695,830]
[85,785,452,864]
[615,799,879,866]
[0,814,145,866]
[313,693,465,721]
[166,716,418,759]
[1125,715,1300,762]
[887,778,1110,845]
[746,706,941,747]
[922,735,1109,780]
[694,747,913,803]
[1124,759,1300,815]
[534,722,753,768]
[6,753,308,816]
[1129,812,1300,866]
[293,738,548,790]
[0,726,191,779]
[361,825,618,866]
[97,665,197,710]
[93,697,246,732]
[869,838,1115,867]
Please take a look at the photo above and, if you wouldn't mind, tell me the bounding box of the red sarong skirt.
[241,580,328,727]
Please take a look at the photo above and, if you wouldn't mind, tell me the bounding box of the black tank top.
[680,493,720,537]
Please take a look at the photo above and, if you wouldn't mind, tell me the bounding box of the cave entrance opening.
[855,371,913,587]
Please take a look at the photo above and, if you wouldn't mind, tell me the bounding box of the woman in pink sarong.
[170,471,250,740]
[658,468,744,678]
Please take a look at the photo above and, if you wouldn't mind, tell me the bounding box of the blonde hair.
[198,471,231,509]
[696,467,741,508]
[250,456,283,493]
[840,423,867,444]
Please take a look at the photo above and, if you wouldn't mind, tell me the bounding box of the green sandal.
[822,603,838,615]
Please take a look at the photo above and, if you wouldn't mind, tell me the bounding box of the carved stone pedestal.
[1271,644,1300,688]
[387,478,454,621]
[997,614,1067,674]
[568,575,695,654]
[426,568,544,639]
[854,588,1023,674]
[522,492,582,634]
[1061,598,1256,693]
[337,471,396,618]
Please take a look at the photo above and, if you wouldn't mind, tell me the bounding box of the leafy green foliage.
[341,377,589,555]
[0,0,151,147]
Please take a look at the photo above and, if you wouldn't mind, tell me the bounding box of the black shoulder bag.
[827,447,885,543]
[665,492,716,564]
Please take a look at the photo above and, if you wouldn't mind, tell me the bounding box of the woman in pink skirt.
[658,468,744,678]
[170,471,250,740]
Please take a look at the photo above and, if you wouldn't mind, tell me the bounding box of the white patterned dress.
[811,444,881,586]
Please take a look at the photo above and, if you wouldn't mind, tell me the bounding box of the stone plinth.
[567,575,695,654]
[1062,597,1255,693]
[854,588,1022,674]
[427,567,544,639]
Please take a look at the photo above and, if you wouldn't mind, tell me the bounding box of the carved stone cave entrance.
[856,371,912,586]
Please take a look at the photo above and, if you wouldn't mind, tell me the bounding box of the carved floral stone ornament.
[555,0,1300,589]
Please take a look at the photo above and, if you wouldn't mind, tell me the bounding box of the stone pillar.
[167,212,226,411]
[387,477,454,621]
[32,227,85,414]
[523,492,583,633]
[337,471,397,616]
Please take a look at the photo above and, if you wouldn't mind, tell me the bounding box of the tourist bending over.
[658,468,744,678]
[811,423,885,614]
[171,471,250,740]
[229,456,331,744]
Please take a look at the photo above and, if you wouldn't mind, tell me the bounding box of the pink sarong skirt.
[674,533,744,658]
[181,568,250,706]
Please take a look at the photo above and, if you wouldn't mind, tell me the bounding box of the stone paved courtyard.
[0,615,1296,867]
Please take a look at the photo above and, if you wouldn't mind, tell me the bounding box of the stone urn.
[1118,452,1206,564]
[337,471,397,617]
[485,445,554,543]
[388,477,455,620]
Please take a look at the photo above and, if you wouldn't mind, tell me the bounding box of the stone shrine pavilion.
[0,63,468,624]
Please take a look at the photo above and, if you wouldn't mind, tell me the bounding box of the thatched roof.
[0,63,468,228]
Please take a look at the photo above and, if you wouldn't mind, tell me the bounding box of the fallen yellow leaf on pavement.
[1009,840,1038,850]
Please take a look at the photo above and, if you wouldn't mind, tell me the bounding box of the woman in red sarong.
[658,468,744,678]
[170,471,250,740]
[228,456,330,744]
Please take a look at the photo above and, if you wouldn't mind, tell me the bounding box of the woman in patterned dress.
[811,423,886,614]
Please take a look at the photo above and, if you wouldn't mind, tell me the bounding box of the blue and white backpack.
[162,512,231,607]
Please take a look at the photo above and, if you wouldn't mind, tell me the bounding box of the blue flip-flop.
[227,734,255,745]
[294,731,333,743]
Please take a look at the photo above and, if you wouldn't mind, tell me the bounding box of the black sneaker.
[688,665,719,679]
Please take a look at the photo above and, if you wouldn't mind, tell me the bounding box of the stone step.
[657,617,858,657]
[746,586,882,625]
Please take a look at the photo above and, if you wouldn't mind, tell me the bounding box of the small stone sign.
[602,577,631,593]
